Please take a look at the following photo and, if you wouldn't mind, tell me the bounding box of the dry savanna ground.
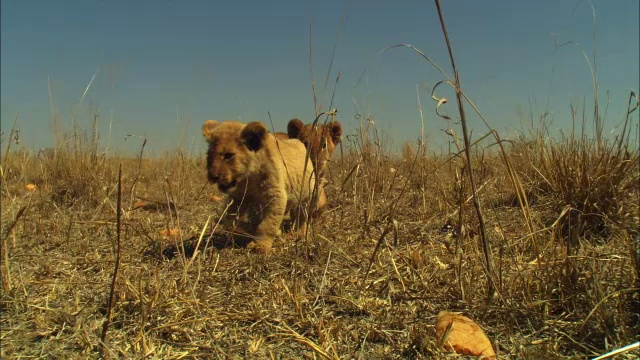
[1,110,639,359]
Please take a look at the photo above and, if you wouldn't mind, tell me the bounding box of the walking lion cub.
[286,118,342,179]
[286,118,342,216]
[202,120,316,253]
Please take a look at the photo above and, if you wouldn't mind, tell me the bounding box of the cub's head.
[202,120,268,193]
[287,118,342,174]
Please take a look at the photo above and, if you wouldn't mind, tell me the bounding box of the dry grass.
[1,101,638,359]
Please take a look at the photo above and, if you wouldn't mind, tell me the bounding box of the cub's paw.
[247,237,274,254]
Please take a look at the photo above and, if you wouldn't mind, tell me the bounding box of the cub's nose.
[208,172,219,183]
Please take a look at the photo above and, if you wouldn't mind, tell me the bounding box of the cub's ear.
[202,120,219,141]
[328,121,342,144]
[287,118,304,139]
[241,122,268,151]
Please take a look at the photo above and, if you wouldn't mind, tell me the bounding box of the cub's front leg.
[247,188,288,254]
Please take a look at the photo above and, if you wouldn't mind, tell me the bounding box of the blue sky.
[1,0,638,154]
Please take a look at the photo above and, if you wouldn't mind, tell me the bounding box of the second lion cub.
[287,118,342,178]
[202,120,316,253]
[287,118,342,216]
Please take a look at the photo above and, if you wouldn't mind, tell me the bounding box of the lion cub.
[202,120,316,253]
[287,118,342,215]
[287,118,342,178]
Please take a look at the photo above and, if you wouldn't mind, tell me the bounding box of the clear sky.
[1,0,638,155]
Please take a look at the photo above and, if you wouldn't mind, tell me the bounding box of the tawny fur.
[287,118,342,178]
[203,120,316,253]
[273,132,290,141]
[287,118,342,214]
[273,130,328,221]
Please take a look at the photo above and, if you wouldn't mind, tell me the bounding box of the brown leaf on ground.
[159,228,180,237]
[435,310,496,359]
[25,183,36,191]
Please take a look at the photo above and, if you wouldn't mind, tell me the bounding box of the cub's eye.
[223,152,235,161]
[321,140,328,150]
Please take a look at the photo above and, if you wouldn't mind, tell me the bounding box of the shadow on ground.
[145,219,299,261]
[149,231,252,260]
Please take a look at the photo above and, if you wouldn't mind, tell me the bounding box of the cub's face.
[202,120,267,193]
[287,118,342,173]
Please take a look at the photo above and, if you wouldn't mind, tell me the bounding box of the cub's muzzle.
[217,179,237,193]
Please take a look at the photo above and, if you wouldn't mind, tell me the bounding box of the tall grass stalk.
[433,0,495,302]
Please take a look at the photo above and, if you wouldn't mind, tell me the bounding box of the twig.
[269,321,339,360]
[2,205,28,241]
[309,24,318,116]
[1,113,19,174]
[312,250,332,308]
[591,341,639,360]
[581,287,639,328]
[360,219,398,293]
[126,134,147,206]
[318,0,348,113]
[433,0,495,303]
[100,164,123,356]
[183,215,211,278]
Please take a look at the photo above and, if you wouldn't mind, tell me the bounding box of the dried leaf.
[435,310,496,359]
[159,228,180,237]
